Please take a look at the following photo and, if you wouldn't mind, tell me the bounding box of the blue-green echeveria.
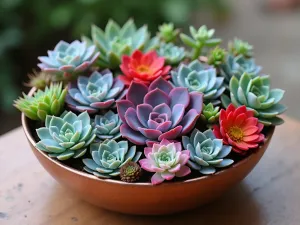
[82,140,142,178]
[157,43,185,65]
[221,73,287,126]
[220,54,262,86]
[38,40,99,81]
[94,110,122,141]
[65,70,126,114]
[84,19,159,69]
[182,129,233,175]
[171,60,225,105]
[36,111,96,160]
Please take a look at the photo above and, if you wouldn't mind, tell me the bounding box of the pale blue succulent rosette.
[171,60,225,105]
[65,70,126,114]
[38,40,100,81]
[35,111,96,160]
[182,129,234,175]
[82,140,142,178]
[93,110,122,141]
[220,54,262,86]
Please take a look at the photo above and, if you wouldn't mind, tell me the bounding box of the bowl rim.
[22,88,275,187]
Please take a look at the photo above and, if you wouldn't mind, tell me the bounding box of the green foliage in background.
[0,0,228,112]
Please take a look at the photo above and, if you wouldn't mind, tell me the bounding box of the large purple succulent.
[116,77,203,145]
[66,70,126,114]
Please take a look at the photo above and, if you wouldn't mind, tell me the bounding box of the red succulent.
[213,104,265,154]
[119,50,171,85]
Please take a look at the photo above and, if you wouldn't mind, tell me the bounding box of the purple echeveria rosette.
[116,77,203,145]
[66,70,127,114]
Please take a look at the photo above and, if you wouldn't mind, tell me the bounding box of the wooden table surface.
[0,116,299,225]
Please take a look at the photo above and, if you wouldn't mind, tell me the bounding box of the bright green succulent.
[82,140,142,178]
[83,19,159,69]
[200,103,220,126]
[182,129,233,175]
[157,23,180,43]
[207,46,226,67]
[157,43,185,65]
[229,38,253,58]
[36,111,96,160]
[180,25,222,60]
[171,60,225,105]
[14,83,67,121]
[222,73,287,126]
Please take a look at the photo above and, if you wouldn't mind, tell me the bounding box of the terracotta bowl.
[21,89,275,215]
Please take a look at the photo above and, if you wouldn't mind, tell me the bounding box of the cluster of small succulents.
[15,20,286,185]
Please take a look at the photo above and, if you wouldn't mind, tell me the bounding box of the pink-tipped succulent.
[139,139,191,185]
[116,77,203,145]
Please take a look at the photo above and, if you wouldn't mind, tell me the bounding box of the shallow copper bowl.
[21,89,275,215]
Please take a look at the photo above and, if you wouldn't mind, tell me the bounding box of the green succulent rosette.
[157,23,180,43]
[229,38,253,58]
[222,73,287,126]
[83,19,159,69]
[182,129,233,175]
[36,111,96,160]
[82,140,142,178]
[200,103,220,126]
[14,83,67,121]
[157,42,185,65]
[207,46,226,67]
[180,25,222,60]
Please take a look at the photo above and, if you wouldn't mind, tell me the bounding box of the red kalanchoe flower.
[119,50,171,85]
[213,104,265,154]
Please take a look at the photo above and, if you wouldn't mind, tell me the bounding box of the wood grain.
[0,116,299,225]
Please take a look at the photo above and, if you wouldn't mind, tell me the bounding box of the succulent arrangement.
[15,20,286,185]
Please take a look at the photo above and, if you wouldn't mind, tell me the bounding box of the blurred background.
[0,0,299,134]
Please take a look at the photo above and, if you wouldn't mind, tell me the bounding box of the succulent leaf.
[157,23,180,43]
